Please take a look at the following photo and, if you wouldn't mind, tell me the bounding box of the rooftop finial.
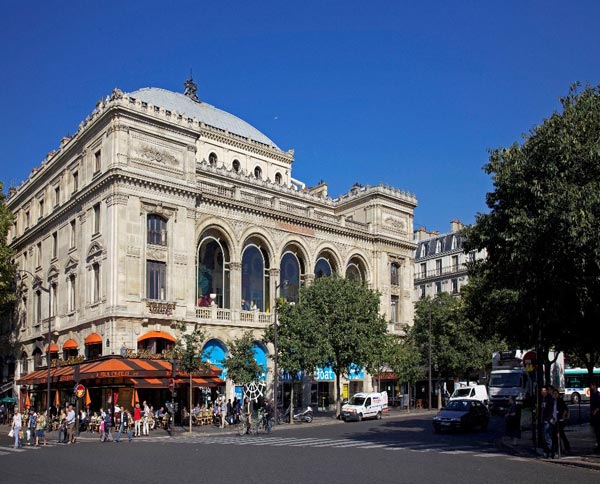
[184,70,199,102]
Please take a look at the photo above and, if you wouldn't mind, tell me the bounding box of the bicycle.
[237,413,251,436]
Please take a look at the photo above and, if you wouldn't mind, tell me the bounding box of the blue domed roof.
[127,87,278,149]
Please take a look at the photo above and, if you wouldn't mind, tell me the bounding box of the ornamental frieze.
[146,300,176,315]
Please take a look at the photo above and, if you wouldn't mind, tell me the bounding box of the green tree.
[295,275,387,417]
[172,323,208,432]
[411,293,500,407]
[223,330,264,391]
[385,335,423,413]
[464,83,600,384]
[264,298,325,420]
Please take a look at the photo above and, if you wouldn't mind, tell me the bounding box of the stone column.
[229,262,242,315]
[270,268,281,312]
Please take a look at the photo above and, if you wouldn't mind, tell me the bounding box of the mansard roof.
[415,232,464,260]
[127,87,279,149]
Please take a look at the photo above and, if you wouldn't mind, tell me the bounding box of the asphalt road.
[1,412,598,484]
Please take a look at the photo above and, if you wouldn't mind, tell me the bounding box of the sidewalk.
[498,423,600,471]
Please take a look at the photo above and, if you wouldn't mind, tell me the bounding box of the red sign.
[523,351,537,373]
[75,384,85,399]
[168,378,175,392]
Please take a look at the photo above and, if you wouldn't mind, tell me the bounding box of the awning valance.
[84,333,102,345]
[46,344,59,353]
[63,339,78,350]
[137,331,176,343]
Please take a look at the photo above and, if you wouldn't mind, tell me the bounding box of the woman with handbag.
[11,407,22,449]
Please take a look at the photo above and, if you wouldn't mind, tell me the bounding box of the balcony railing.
[195,307,272,324]
[414,263,467,282]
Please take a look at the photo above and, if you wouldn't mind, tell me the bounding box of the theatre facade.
[6,78,417,411]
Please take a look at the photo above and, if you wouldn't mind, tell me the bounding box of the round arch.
[252,341,268,382]
[201,339,228,380]
[314,247,341,278]
[197,227,232,309]
[345,253,371,284]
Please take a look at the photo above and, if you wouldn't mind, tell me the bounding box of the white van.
[341,392,388,422]
[449,385,489,405]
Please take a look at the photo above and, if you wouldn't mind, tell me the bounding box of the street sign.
[168,378,175,393]
[75,384,85,399]
[523,351,537,372]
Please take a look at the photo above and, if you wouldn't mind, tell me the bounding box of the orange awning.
[46,344,59,353]
[63,339,78,350]
[137,331,176,343]
[84,333,102,345]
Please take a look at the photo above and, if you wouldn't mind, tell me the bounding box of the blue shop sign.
[314,364,364,381]
[280,371,303,382]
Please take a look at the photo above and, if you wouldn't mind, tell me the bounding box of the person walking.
[11,408,22,449]
[35,411,47,446]
[505,396,521,445]
[133,403,142,437]
[553,388,570,453]
[541,386,557,458]
[590,382,600,452]
[115,408,133,442]
[66,403,77,444]
[142,401,150,436]
[27,408,37,446]
[101,409,113,442]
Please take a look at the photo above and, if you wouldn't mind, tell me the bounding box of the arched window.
[197,233,230,308]
[345,263,362,282]
[32,347,43,370]
[147,214,167,246]
[232,159,240,173]
[241,244,270,311]
[254,166,262,179]
[280,252,302,303]
[275,172,282,185]
[253,342,268,381]
[21,351,28,374]
[315,257,332,278]
[202,339,228,380]
[208,152,218,166]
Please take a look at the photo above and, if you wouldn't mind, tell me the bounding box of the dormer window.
[254,166,262,179]
[451,236,458,250]
[435,240,442,253]
[208,152,218,166]
[419,245,426,258]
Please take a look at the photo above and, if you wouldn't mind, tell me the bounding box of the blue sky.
[2,0,599,232]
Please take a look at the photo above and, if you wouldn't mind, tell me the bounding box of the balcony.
[195,307,272,326]
[414,263,467,282]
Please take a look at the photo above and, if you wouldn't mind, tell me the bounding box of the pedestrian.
[66,403,77,444]
[27,408,37,445]
[541,386,557,458]
[35,410,47,446]
[11,407,22,449]
[101,409,113,442]
[220,397,228,428]
[57,408,67,443]
[143,401,150,436]
[553,388,570,453]
[115,408,133,442]
[590,382,600,452]
[133,403,142,437]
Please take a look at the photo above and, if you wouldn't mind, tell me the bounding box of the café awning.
[63,339,78,350]
[137,331,176,343]
[84,333,102,345]
[46,344,59,353]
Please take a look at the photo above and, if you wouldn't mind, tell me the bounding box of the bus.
[564,368,600,404]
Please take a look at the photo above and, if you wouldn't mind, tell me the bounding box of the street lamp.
[17,269,52,417]
[273,279,288,425]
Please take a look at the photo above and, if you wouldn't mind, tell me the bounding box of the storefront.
[16,354,224,422]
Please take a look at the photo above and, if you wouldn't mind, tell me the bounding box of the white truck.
[449,384,489,405]
[341,392,388,422]
[489,350,531,413]
[488,350,564,412]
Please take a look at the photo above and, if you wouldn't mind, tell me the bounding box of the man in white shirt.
[66,404,76,444]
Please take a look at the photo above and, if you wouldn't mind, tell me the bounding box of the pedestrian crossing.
[0,442,62,456]
[165,434,506,458]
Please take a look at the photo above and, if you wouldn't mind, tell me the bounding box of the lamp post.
[17,269,52,417]
[273,280,288,426]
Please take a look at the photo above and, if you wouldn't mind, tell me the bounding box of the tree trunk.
[406,383,411,414]
[189,373,192,433]
[290,382,295,425]
[335,370,342,418]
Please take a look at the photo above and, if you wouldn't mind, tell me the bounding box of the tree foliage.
[173,323,209,375]
[0,184,15,357]
[223,330,263,387]
[294,275,388,416]
[464,83,600,380]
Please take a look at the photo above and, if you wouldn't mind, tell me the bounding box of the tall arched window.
[232,159,240,173]
[208,152,218,166]
[241,244,270,311]
[315,257,332,278]
[280,252,302,303]
[254,166,262,179]
[197,233,230,308]
[275,172,282,185]
[345,263,362,282]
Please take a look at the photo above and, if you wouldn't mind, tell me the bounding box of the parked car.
[432,398,489,433]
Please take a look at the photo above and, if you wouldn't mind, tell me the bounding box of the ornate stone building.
[6,78,416,410]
